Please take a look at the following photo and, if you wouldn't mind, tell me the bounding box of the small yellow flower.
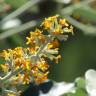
[26,32,35,45]
[53,27,62,35]
[69,25,74,35]
[35,28,42,36]
[39,35,46,44]
[59,19,69,27]
[1,50,10,60]
[28,45,39,54]
[38,61,49,72]
[1,63,9,72]
[8,93,16,96]
[13,47,23,58]
[35,71,49,84]
[21,73,30,84]
[41,20,52,29]
[14,58,22,70]
[32,65,39,77]
[47,15,59,21]
[22,58,31,70]
[55,55,61,64]
[35,29,46,44]
[47,39,59,49]
[41,15,59,30]
[64,25,74,35]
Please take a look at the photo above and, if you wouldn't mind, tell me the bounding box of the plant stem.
[0,20,37,40]
[36,35,52,56]
[60,0,96,34]
[1,0,42,22]
[64,15,96,34]
[1,68,22,82]
[4,89,17,94]
[61,0,95,15]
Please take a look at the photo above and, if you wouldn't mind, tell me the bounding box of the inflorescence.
[0,15,73,96]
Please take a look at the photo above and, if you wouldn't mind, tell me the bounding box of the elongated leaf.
[74,6,96,21]
[5,0,28,9]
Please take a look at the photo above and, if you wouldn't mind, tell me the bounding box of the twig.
[4,89,17,94]
[61,0,95,15]
[64,15,96,34]
[0,20,37,40]
[1,68,22,82]
[36,35,52,56]
[1,0,42,22]
[60,0,96,34]
[83,5,96,15]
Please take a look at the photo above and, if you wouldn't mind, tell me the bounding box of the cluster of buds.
[0,15,73,96]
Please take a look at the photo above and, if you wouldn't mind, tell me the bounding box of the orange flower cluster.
[0,15,73,89]
[0,47,49,84]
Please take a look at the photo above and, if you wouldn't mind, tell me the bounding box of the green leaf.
[74,88,87,96]
[64,93,74,96]
[75,77,85,89]
[65,88,87,96]
[5,0,28,9]
[74,6,96,21]
[29,5,39,13]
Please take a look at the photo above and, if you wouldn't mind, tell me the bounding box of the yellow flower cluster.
[0,15,73,96]
[41,15,73,35]
[8,93,16,96]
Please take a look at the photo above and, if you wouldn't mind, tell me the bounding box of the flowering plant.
[0,15,73,96]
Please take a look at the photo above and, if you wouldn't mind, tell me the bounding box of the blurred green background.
[0,0,96,82]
